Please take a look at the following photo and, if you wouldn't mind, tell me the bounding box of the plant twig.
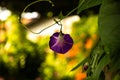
[19,0,78,34]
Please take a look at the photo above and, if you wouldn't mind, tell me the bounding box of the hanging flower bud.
[49,32,73,54]
[83,62,89,71]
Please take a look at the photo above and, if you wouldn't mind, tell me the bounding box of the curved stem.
[53,19,62,32]
[22,0,54,14]
[19,0,78,34]
[64,7,78,18]
[20,21,57,34]
[19,0,54,34]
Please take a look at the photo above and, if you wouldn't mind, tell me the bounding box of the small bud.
[83,62,89,71]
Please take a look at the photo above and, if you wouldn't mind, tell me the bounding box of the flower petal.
[49,32,59,47]
[49,32,73,54]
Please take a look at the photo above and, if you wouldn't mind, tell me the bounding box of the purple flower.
[49,32,73,54]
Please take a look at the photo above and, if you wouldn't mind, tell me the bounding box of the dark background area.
[0,0,99,16]
[0,0,78,15]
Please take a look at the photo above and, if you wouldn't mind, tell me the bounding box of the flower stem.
[19,0,78,34]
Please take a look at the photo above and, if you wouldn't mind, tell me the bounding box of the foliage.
[72,0,120,80]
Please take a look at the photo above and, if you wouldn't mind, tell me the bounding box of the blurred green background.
[0,0,99,80]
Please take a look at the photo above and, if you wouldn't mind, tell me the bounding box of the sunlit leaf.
[98,0,120,53]
[77,0,102,14]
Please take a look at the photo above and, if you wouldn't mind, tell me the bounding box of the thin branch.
[19,0,78,34]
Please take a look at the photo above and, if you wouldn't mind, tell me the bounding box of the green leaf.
[93,54,110,80]
[98,0,120,53]
[77,0,102,14]
[71,57,90,71]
